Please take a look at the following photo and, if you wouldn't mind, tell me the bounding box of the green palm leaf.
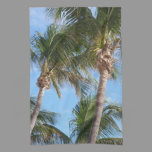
[30,97,72,144]
[69,96,122,144]
[97,137,123,145]
[31,23,96,98]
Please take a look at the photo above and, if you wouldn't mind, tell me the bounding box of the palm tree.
[69,96,122,144]
[97,138,123,145]
[30,97,72,144]
[30,24,94,134]
[46,7,121,143]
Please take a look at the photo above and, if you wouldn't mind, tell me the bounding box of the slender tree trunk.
[30,87,45,134]
[88,69,109,143]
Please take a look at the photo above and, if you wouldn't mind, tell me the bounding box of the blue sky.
[30,7,122,139]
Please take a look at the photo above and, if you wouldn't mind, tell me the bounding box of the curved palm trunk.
[30,87,45,134]
[88,70,109,143]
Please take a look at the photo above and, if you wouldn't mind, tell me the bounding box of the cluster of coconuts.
[37,73,51,89]
[96,48,116,74]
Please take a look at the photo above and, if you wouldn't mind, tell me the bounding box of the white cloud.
[105,97,112,103]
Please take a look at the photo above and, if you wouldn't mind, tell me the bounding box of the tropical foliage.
[30,97,72,144]
[97,138,123,145]
[46,7,121,143]
[30,24,95,134]
[31,25,93,98]
[30,7,122,144]
[69,96,122,144]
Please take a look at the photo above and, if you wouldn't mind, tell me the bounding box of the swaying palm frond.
[43,124,72,144]
[30,97,72,144]
[69,96,122,144]
[47,7,121,71]
[31,24,96,99]
[46,7,93,24]
[111,65,119,79]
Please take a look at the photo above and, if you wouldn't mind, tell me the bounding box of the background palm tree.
[96,138,123,145]
[69,96,122,144]
[46,7,121,143]
[30,24,95,134]
[30,97,72,144]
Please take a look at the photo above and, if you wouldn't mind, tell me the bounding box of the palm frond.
[69,95,122,143]
[31,23,96,99]
[30,97,71,144]
[50,72,61,98]
[111,65,119,79]
[96,137,123,145]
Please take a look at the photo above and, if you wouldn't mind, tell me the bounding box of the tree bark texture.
[30,87,45,134]
[88,70,109,143]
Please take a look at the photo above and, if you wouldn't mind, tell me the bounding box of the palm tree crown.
[69,96,122,143]
[31,24,94,98]
[46,7,121,78]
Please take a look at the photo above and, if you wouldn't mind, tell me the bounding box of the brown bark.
[87,40,120,143]
[30,87,45,134]
[88,69,109,143]
[111,39,120,54]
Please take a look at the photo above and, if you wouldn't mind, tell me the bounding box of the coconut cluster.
[96,48,115,75]
[37,73,51,89]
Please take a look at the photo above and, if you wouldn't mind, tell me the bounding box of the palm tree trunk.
[88,69,109,143]
[30,87,45,134]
